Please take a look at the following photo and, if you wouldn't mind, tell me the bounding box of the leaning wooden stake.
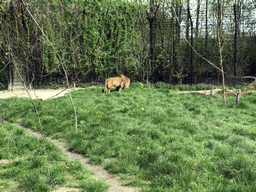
[209,87,213,104]
[236,89,241,105]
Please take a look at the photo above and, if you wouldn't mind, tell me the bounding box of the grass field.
[1,85,256,191]
[0,121,109,191]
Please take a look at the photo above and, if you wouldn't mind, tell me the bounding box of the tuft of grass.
[89,156,105,165]
[78,178,109,192]
[20,167,51,192]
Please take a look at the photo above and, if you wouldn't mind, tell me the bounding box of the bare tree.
[195,0,201,38]
[216,0,228,104]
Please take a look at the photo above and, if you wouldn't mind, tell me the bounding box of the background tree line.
[0,0,255,87]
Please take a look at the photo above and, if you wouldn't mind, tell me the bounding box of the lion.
[118,74,130,90]
[102,76,124,93]
[103,74,130,93]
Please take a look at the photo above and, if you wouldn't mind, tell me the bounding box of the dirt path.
[0,88,82,100]
[0,88,139,192]
[11,123,139,192]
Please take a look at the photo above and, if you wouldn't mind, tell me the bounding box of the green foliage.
[131,82,144,88]
[0,0,147,86]
[151,82,215,91]
[193,83,214,90]
[153,82,170,89]
[78,178,109,192]
[1,0,256,86]
[0,52,7,88]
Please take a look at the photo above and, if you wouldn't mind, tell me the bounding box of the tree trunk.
[217,1,226,104]
[219,45,226,104]
[195,0,201,38]
[205,0,208,48]
[146,2,159,83]
[187,7,194,85]
[186,0,190,41]
[233,4,238,88]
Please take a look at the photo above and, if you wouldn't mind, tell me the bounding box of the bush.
[194,83,212,90]
[153,82,170,89]
[79,83,90,88]
[151,82,215,91]
[131,82,144,88]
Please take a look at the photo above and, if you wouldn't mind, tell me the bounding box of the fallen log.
[177,88,256,96]
[176,89,222,96]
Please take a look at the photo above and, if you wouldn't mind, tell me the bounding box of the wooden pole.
[233,4,238,87]
[209,87,213,104]
[236,89,241,105]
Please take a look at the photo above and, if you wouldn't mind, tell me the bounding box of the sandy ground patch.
[0,88,83,101]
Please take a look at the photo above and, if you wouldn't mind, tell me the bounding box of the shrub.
[79,83,90,88]
[131,82,144,88]
[153,82,169,89]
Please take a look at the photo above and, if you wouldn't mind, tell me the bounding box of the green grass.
[0,122,109,192]
[1,86,256,191]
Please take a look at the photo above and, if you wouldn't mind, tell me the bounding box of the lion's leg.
[104,86,110,93]
[107,83,113,93]
[104,80,109,93]
[124,79,130,89]
[107,84,112,93]
[119,85,123,92]
[119,81,124,92]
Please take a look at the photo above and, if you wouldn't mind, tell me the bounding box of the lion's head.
[119,74,130,89]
